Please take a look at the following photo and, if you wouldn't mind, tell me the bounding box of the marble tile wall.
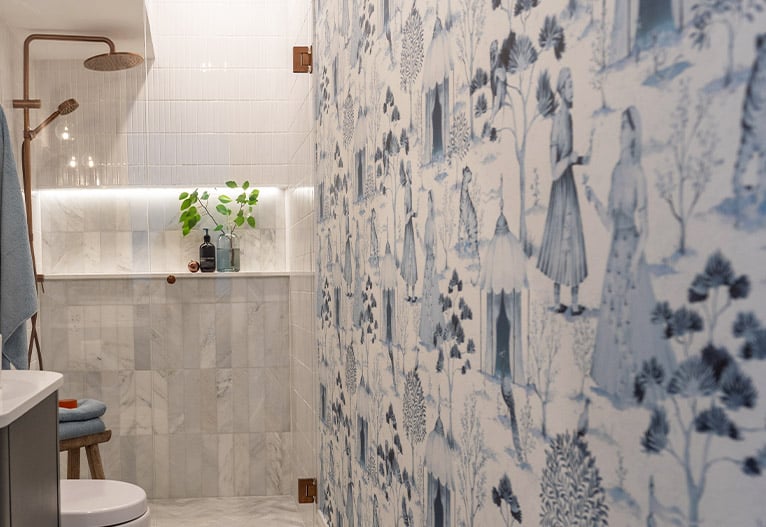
[289,274,316,522]
[40,275,293,499]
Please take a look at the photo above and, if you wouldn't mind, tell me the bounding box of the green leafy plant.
[178,181,259,236]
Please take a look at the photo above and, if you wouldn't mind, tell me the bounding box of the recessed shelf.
[42,271,291,281]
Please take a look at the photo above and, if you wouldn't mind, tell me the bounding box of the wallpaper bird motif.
[315,0,766,525]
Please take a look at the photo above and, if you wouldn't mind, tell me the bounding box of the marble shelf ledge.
[289,271,315,277]
[42,271,292,281]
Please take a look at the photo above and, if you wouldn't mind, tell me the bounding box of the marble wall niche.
[36,186,286,275]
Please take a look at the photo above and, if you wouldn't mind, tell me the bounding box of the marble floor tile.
[149,495,305,527]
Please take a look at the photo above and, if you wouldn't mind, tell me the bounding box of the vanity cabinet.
[0,372,62,527]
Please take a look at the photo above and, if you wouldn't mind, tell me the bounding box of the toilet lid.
[60,479,147,527]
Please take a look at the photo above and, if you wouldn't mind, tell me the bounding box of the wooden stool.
[59,430,112,479]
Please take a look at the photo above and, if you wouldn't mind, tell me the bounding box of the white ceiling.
[0,0,152,61]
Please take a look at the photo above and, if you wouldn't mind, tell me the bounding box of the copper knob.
[167,275,176,284]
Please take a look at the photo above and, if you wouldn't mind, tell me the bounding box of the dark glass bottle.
[199,228,216,272]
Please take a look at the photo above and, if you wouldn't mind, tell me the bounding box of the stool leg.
[85,444,105,479]
[67,448,80,479]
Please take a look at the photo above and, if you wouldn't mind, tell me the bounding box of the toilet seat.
[60,479,149,527]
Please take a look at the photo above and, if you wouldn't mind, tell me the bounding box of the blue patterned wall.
[315,0,766,525]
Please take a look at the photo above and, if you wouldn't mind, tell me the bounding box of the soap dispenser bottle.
[199,228,216,272]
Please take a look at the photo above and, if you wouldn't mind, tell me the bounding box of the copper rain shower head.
[84,51,144,72]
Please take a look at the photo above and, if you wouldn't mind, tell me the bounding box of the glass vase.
[216,232,240,272]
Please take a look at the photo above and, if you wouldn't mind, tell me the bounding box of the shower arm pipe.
[27,108,62,140]
[17,34,116,109]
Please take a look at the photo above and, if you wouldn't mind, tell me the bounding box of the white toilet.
[60,479,150,527]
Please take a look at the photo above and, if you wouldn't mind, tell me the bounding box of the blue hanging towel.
[0,105,37,370]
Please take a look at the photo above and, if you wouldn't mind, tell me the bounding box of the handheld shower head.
[58,98,79,115]
[27,98,79,139]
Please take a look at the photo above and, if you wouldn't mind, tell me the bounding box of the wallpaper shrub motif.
[315,0,766,525]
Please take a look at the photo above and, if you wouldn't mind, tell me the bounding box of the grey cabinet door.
[0,393,60,527]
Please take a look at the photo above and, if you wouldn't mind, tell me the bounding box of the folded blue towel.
[58,417,106,441]
[0,105,37,370]
[58,399,107,422]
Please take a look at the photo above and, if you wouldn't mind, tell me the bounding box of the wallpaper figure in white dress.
[458,166,479,259]
[333,254,343,328]
[400,164,418,302]
[352,219,364,328]
[343,197,353,297]
[369,208,379,268]
[536,68,590,315]
[587,106,675,405]
[354,109,367,200]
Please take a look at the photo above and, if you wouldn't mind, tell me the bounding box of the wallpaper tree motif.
[315,0,766,525]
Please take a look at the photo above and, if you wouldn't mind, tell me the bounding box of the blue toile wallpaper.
[314,0,766,525]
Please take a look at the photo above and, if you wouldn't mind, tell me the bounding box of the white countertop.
[0,370,63,428]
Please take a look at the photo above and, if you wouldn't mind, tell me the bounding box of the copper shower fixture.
[12,33,144,367]
[13,33,144,246]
